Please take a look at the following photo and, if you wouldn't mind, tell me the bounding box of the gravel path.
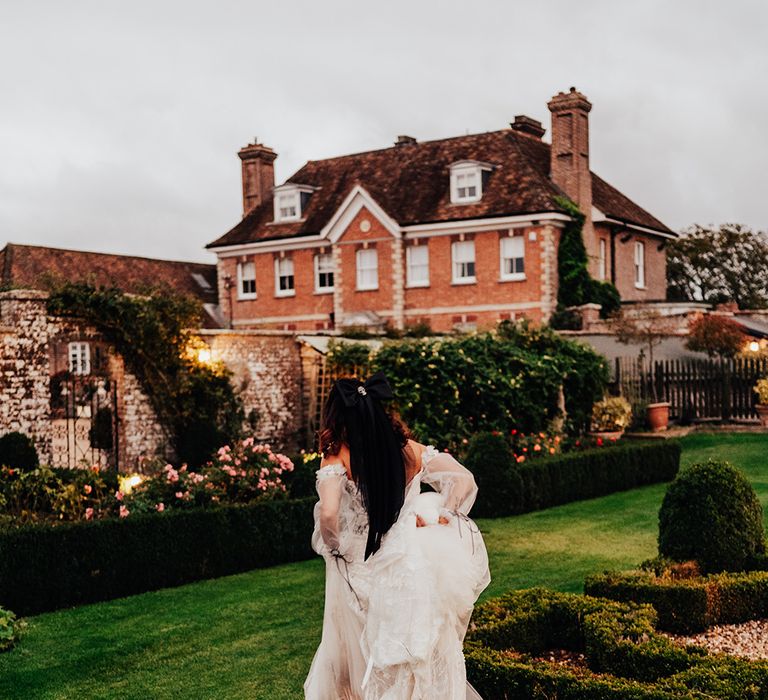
[662,619,768,660]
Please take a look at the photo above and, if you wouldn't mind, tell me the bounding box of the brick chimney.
[238,140,277,217]
[548,88,593,235]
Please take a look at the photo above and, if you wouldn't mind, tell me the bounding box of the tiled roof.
[207,129,674,249]
[0,243,218,306]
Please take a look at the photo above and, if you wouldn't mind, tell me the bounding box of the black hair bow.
[335,372,394,407]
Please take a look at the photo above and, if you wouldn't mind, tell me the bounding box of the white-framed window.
[356,248,379,290]
[68,342,91,375]
[274,257,295,297]
[406,244,430,287]
[634,241,646,288]
[599,239,607,281]
[450,161,491,204]
[314,252,334,293]
[500,235,525,280]
[452,240,476,284]
[237,261,257,299]
[275,190,300,221]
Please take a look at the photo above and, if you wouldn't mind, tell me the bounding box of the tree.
[667,224,768,309]
[611,306,679,402]
[685,314,747,359]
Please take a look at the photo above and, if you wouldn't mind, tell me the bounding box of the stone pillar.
[391,235,405,330]
[332,243,344,328]
[540,225,559,322]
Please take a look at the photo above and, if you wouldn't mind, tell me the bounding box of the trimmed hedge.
[469,436,682,518]
[0,498,315,616]
[584,570,768,634]
[465,587,768,699]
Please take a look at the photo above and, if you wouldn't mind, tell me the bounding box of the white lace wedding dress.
[304,445,490,700]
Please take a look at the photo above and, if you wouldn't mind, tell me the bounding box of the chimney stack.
[238,140,277,217]
[548,87,593,236]
[510,115,546,140]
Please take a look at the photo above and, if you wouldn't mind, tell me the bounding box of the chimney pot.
[395,135,417,146]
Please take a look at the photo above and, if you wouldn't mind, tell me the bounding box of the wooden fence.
[616,356,768,422]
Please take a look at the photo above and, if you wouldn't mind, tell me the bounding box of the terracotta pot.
[756,404,768,428]
[589,430,625,442]
[647,402,671,432]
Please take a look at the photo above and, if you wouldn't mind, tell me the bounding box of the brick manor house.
[207,87,675,333]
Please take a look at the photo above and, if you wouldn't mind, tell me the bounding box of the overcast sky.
[1,0,766,263]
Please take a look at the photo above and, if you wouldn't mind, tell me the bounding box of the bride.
[304,372,490,699]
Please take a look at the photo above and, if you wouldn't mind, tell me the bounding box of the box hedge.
[0,497,315,616]
[465,588,768,699]
[469,437,682,518]
[584,569,768,634]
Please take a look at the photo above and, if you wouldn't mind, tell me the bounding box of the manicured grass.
[1,433,766,699]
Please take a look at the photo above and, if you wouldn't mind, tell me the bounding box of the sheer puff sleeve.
[313,464,347,553]
[420,445,478,515]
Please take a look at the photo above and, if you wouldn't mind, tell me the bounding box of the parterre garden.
[1,318,768,698]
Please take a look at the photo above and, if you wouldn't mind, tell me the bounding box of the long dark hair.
[319,374,408,559]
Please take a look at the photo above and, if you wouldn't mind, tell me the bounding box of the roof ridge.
[3,242,215,268]
[299,128,513,168]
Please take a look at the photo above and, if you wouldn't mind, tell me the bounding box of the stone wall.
[199,330,304,452]
[0,291,307,470]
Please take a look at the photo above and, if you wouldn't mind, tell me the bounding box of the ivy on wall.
[47,283,243,467]
[554,196,621,327]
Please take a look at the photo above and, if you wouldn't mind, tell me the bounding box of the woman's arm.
[315,446,351,552]
[411,439,478,515]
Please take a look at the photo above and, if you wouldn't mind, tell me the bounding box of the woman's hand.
[416,514,451,527]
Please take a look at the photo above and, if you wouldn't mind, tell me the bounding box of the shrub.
[464,433,523,518]
[755,377,768,405]
[467,440,681,517]
[590,396,632,433]
[0,433,39,472]
[465,587,768,699]
[585,569,768,634]
[0,607,19,653]
[658,460,766,573]
[0,498,315,616]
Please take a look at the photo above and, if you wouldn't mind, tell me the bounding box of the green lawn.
[1,433,766,699]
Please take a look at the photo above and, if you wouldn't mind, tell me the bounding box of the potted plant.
[590,396,632,440]
[612,306,679,431]
[754,378,768,427]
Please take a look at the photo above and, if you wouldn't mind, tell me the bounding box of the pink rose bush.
[120,438,293,518]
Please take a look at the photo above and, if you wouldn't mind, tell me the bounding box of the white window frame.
[449,161,491,204]
[356,248,379,291]
[236,261,257,300]
[274,190,300,222]
[68,341,91,375]
[634,240,646,289]
[314,252,334,294]
[406,244,430,288]
[451,240,476,284]
[599,238,607,281]
[499,235,526,281]
[274,257,295,297]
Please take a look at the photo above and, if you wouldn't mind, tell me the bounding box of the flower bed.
[0,438,293,525]
[465,588,768,699]
[0,497,315,616]
[584,569,768,634]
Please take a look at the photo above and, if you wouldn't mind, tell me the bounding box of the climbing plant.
[553,196,621,326]
[47,283,243,467]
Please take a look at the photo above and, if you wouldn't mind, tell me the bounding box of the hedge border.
[465,588,768,699]
[471,439,682,518]
[584,570,768,634]
[0,498,315,616]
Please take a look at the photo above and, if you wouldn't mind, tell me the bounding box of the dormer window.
[273,184,315,223]
[449,161,492,204]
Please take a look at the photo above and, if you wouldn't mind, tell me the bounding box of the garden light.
[119,474,144,494]
[197,347,212,364]
[749,341,760,353]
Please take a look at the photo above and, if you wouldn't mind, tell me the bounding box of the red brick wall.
[612,230,667,302]
[336,207,395,317]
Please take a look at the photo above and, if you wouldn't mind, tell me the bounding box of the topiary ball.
[0,431,39,472]
[658,459,766,573]
[464,431,523,518]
